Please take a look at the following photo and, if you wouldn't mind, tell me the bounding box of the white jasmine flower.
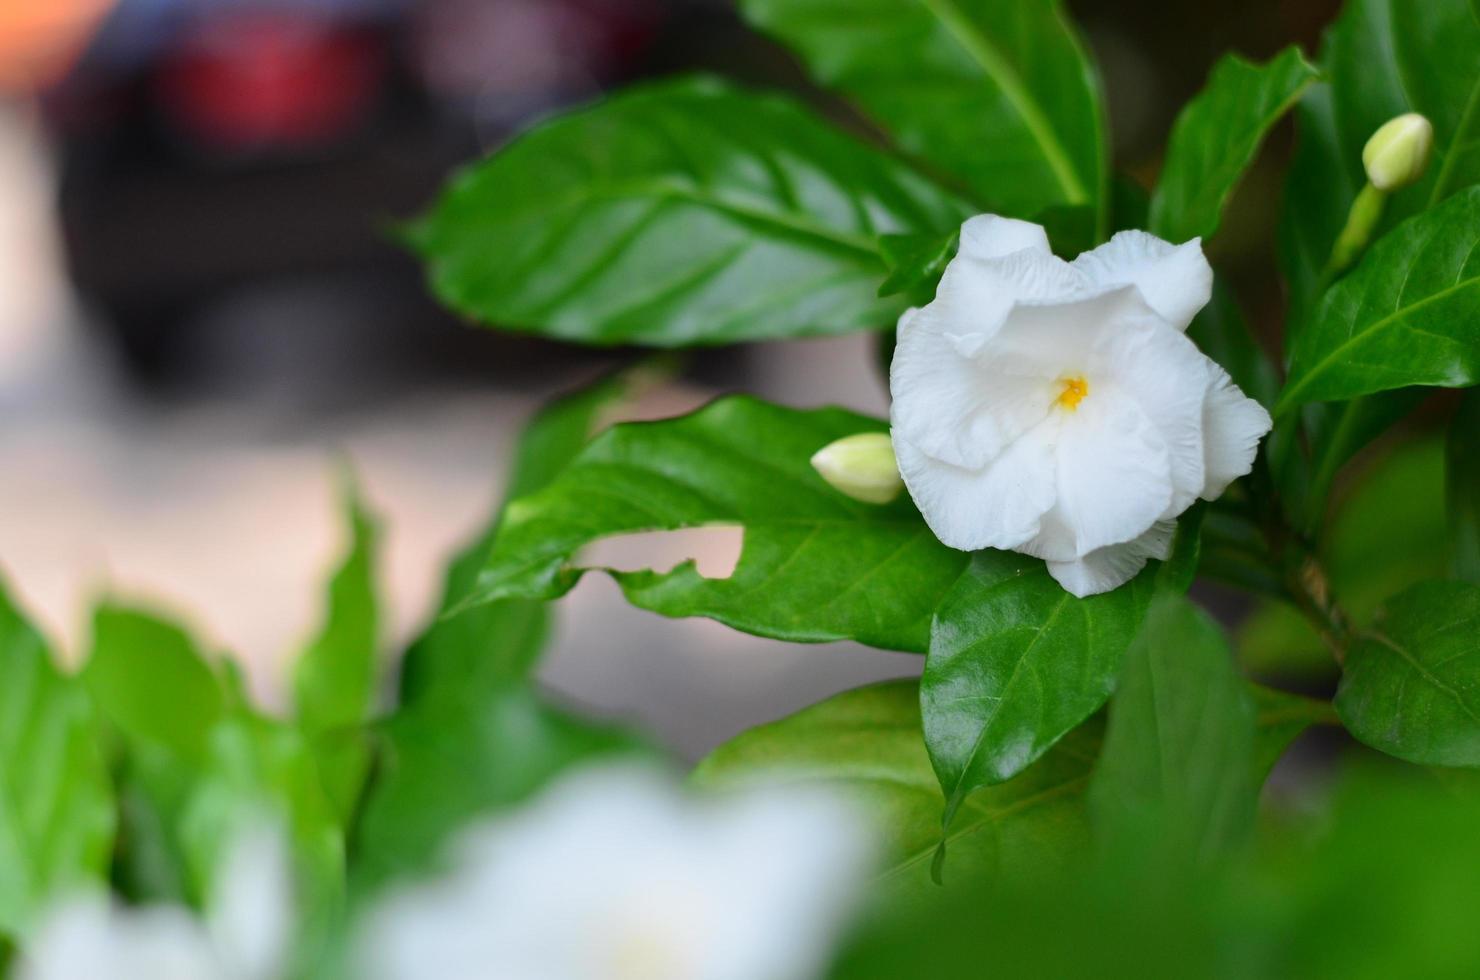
[19,822,292,980]
[889,215,1271,597]
[359,764,875,980]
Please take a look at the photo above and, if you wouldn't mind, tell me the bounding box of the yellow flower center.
[1055,375,1089,411]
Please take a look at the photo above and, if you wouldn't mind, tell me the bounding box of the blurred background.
[0,0,1342,758]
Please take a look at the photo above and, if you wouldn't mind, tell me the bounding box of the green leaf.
[469,396,969,653]
[1449,390,1480,582]
[1090,596,1257,866]
[84,604,225,761]
[1336,580,1480,766]
[411,76,970,347]
[1187,284,1280,411]
[693,681,1097,896]
[877,231,958,307]
[1250,684,1337,779]
[1033,203,1098,259]
[921,549,1158,824]
[1279,0,1480,325]
[178,711,347,931]
[827,764,1480,980]
[1401,1,1480,205]
[399,366,666,705]
[1296,388,1428,530]
[1280,85,1354,325]
[86,606,348,928]
[739,0,1107,225]
[1149,47,1318,244]
[1280,186,1480,411]
[352,688,643,893]
[0,576,114,937]
[294,477,381,735]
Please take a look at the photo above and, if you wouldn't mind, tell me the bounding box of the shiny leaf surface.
[740,0,1107,223]
[1281,187,1480,410]
[1337,580,1480,766]
[469,396,970,653]
[921,551,1155,820]
[1149,46,1318,244]
[412,76,970,346]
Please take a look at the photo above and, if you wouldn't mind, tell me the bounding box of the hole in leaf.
[584,526,743,581]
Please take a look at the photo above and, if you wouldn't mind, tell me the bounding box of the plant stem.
[1285,554,1350,665]
[1248,451,1352,666]
[1324,182,1388,278]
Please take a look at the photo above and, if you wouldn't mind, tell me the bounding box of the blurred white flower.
[19,822,292,980]
[889,215,1271,596]
[359,765,875,980]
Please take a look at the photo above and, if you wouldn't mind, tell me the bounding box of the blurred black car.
[42,0,661,386]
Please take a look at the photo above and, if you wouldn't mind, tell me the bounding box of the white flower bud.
[1362,113,1434,191]
[810,433,903,504]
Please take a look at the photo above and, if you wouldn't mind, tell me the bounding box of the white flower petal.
[1200,365,1272,499]
[893,425,1058,552]
[895,305,921,335]
[1046,520,1177,597]
[983,284,1158,381]
[1071,230,1212,331]
[1102,320,1214,514]
[958,214,1051,260]
[359,765,874,980]
[1034,389,1174,560]
[21,897,224,980]
[207,822,293,980]
[890,306,1058,471]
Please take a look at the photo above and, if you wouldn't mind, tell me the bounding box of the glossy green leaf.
[1279,0,1480,325]
[1187,284,1280,411]
[1090,597,1257,865]
[740,0,1107,224]
[352,688,644,893]
[411,76,970,347]
[1336,580,1480,766]
[469,396,969,653]
[1280,186,1480,411]
[294,478,381,735]
[398,366,663,705]
[0,577,114,937]
[1280,84,1355,325]
[84,604,225,761]
[921,550,1156,824]
[1449,390,1480,582]
[693,681,1096,895]
[1149,47,1318,244]
[1033,203,1097,259]
[877,231,957,308]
